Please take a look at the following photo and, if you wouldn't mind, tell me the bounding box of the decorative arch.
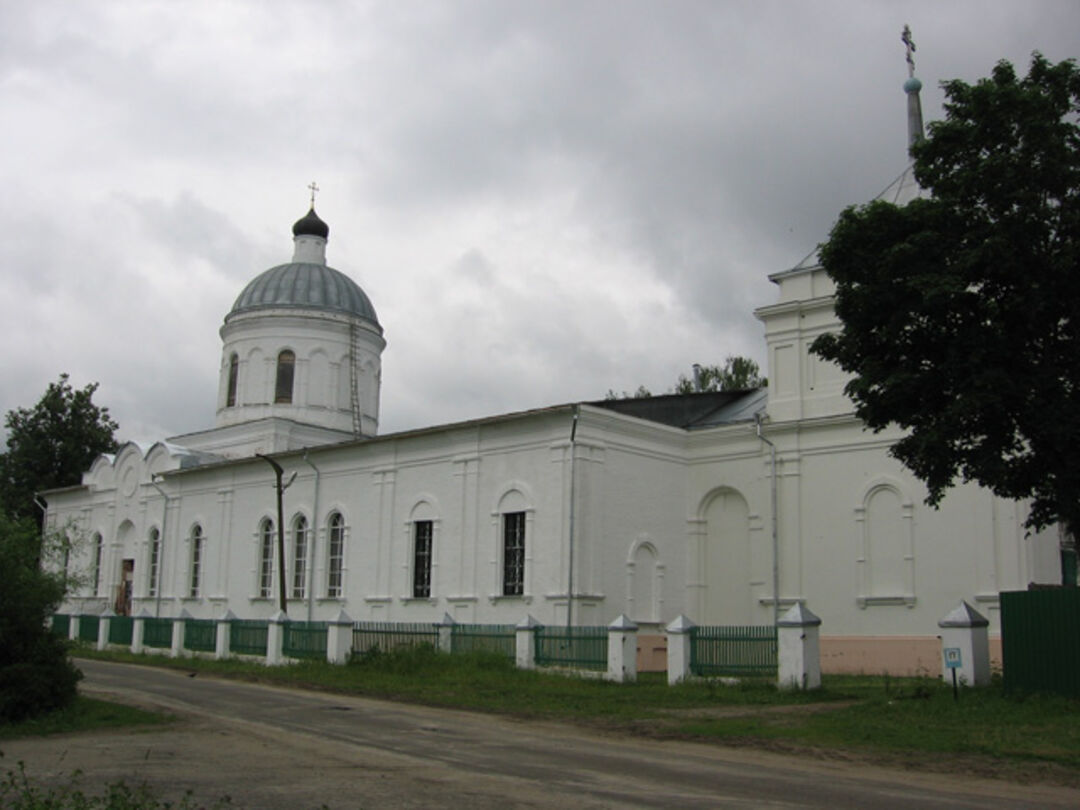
[405,495,440,600]
[854,478,916,607]
[697,486,753,624]
[491,482,535,599]
[308,348,330,408]
[625,535,664,624]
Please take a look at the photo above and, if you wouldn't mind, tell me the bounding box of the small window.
[275,350,295,404]
[148,528,160,598]
[258,518,275,598]
[413,520,433,598]
[189,524,203,598]
[92,532,103,596]
[226,353,239,407]
[292,515,308,600]
[502,512,525,596]
[327,513,345,598]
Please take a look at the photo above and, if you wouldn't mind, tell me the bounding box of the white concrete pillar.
[606,614,638,683]
[436,612,456,654]
[97,608,114,651]
[266,610,288,666]
[938,601,990,687]
[171,609,191,658]
[69,614,80,642]
[515,615,541,670]
[132,609,150,654]
[326,609,354,664]
[665,614,696,685]
[215,609,236,660]
[777,603,821,690]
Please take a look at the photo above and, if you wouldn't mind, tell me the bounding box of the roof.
[227,262,381,326]
[591,389,766,429]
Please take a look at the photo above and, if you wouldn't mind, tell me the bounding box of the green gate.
[184,619,216,653]
[534,626,607,671]
[690,625,777,677]
[283,622,328,660]
[229,619,269,656]
[1002,588,1080,697]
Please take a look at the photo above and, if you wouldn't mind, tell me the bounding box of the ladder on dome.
[348,322,363,437]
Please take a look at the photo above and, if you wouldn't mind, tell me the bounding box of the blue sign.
[944,647,962,669]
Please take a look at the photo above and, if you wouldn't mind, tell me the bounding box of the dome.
[228,262,380,326]
[293,207,329,239]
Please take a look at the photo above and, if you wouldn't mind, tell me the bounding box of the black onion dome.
[292,207,329,239]
[228,263,380,327]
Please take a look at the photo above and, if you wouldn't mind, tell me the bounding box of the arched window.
[326,512,345,598]
[91,532,103,596]
[226,353,239,407]
[292,515,308,600]
[148,528,160,598]
[275,350,295,404]
[258,518,275,598]
[189,524,203,598]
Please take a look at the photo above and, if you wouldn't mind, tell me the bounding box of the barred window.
[292,515,308,600]
[413,520,433,598]
[502,512,525,596]
[92,532,103,596]
[148,528,160,598]
[189,524,203,598]
[275,350,295,404]
[326,513,345,598]
[258,518,275,598]
[226,353,239,407]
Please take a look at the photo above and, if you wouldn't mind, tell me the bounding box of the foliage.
[810,54,1080,533]
[604,384,653,400]
[0,374,119,529]
[673,355,766,393]
[0,696,170,741]
[0,513,82,723]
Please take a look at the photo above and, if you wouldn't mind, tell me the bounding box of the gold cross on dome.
[308,181,320,207]
[901,25,916,78]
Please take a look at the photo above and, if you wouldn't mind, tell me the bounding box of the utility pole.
[256,454,296,613]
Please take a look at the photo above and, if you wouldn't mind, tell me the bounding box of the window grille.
[259,519,274,598]
[502,512,525,596]
[148,528,160,597]
[292,515,308,599]
[92,533,103,596]
[189,525,203,598]
[327,513,345,598]
[413,520,433,598]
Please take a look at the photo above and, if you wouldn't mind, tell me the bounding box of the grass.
[0,695,173,741]
[72,645,1080,784]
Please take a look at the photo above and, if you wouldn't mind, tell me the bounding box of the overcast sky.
[1,1,1076,443]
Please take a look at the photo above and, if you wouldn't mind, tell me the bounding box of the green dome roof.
[228,262,380,327]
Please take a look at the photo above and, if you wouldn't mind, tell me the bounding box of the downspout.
[566,404,579,633]
[149,476,171,619]
[302,450,321,623]
[755,413,780,629]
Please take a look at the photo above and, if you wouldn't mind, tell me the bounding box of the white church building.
[45,80,1065,677]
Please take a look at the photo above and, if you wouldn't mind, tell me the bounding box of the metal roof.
[227,262,380,326]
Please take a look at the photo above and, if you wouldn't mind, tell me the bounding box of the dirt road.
[3,660,1077,809]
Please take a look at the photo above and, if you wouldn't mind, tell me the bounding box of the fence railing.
[1002,588,1080,697]
[690,625,777,677]
[143,617,173,649]
[352,621,439,656]
[450,624,516,658]
[184,618,217,653]
[78,615,100,643]
[109,615,134,646]
[51,614,71,638]
[534,626,607,671]
[229,619,269,656]
[283,621,329,660]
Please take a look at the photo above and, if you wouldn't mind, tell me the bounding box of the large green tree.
[673,356,766,394]
[811,54,1080,534]
[0,374,119,529]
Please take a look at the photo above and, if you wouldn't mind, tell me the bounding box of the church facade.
[44,200,1063,675]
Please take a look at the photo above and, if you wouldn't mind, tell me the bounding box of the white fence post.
[938,601,990,687]
[777,603,821,690]
[266,610,288,666]
[132,609,149,654]
[216,609,235,660]
[606,614,638,683]
[436,612,456,654]
[171,609,191,658]
[69,614,81,642]
[516,615,541,670]
[97,608,114,651]
[326,610,354,664]
[665,615,696,685]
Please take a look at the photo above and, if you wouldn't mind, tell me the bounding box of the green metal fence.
[283,621,329,660]
[228,619,269,656]
[534,626,607,671]
[450,624,516,658]
[78,615,100,644]
[352,621,438,656]
[1002,588,1080,697]
[51,614,70,638]
[184,619,217,653]
[690,625,777,677]
[143,617,174,649]
[109,615,134,646]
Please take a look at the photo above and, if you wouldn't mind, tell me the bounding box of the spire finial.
[901,25,916,79]
[307,181,320,209]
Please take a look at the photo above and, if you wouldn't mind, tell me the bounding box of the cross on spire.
[307,181,320,208]
[901,25,916,78]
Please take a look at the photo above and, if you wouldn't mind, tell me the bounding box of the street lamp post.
[256,454,296,614]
